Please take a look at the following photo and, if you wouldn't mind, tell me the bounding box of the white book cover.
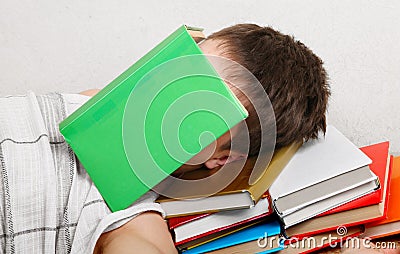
[269,125,372,200]
[174,198,270,243]
[282,180,378,228]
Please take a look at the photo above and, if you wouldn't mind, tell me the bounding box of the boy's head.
[177,23,330,173]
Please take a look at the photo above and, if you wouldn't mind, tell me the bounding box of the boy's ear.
[204,152,247,170]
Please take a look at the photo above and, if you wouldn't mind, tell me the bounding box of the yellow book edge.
[157,142,301,204]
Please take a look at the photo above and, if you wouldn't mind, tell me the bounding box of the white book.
[269,125,372,200]
[275,165,378,217]
[269,125,373,227]
[282,178,379,228]
[173,198,270,244]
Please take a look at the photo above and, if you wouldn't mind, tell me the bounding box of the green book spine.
[59,25,248,212]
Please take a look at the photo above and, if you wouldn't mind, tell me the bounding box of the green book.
[59,25,248,212]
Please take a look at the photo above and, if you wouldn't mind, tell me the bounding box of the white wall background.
[1,0,399,154]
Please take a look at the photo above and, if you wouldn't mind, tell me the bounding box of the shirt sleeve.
[103,190,166,233]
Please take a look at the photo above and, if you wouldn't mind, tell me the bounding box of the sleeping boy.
[0,23,330,254]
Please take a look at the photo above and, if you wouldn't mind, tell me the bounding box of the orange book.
[363,156,400,238]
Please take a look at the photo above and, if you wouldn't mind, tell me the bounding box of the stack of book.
[362,156,400,238]
[279,138,394,253]
[156,142,301,253]
[58,24,399,253]
[156,125,399,253]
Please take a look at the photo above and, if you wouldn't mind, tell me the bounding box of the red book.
[319,141,389,216]
[284,143,392,239]
[172,197,272,247]
[168,213,212,230]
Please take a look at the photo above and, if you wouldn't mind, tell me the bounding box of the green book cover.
[59,25,248,212]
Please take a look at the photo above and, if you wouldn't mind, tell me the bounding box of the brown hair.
[208,24,330,155]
